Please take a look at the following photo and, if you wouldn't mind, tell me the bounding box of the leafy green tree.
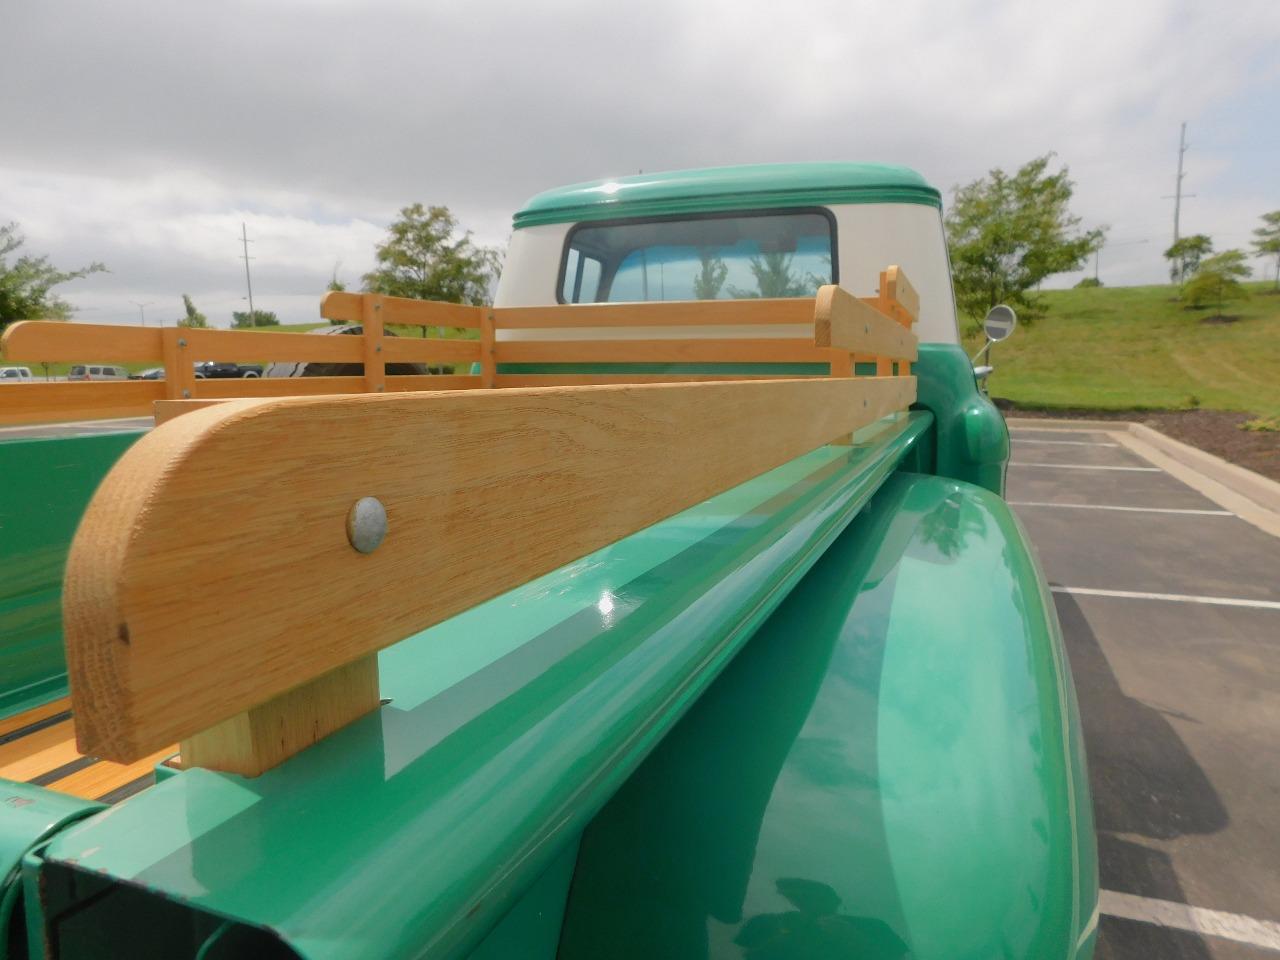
[1183,250,1251,314]
[177,294,208,328]
[945,155,1103,325]
[1252,211,1280,291]
[1163,234,1213,284]
[0,222,105,331]
[231,309,279,328]
[728,252,808,298]
[693,249,728,299]
[1075,276,1103,288]
[362,204,499,304]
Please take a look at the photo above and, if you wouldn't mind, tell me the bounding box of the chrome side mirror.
[983,305,1017,342]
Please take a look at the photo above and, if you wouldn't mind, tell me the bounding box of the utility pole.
[1162,123,1197,281]
[240,223,256,319]
[131,300,154,327]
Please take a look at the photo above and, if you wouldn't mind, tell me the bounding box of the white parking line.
[1052,586,1280,610]
[1011,462,1161,472]
[1010,501,1233,517]
[1011,438,1120,447]
[1100,889,1280,950]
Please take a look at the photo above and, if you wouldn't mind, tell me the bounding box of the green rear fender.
[560,472,1098,960]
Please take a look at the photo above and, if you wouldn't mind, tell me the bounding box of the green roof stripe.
[513,162,941,228]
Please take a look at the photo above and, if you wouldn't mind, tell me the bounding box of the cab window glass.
[560,210,834,303]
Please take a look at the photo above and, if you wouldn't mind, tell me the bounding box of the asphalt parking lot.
[1007,426,1280,958]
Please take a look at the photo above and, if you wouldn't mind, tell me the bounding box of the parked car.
[194,361,263,378]
[67,364,128,381]
[0,365,34,383]
[129,367,166,380]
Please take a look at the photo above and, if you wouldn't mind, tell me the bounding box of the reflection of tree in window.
[729,251,808,298]
[693,248,729,299]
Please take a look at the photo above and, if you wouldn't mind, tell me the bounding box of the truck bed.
[0,697,173,802]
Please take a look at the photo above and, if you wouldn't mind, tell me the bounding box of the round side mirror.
[983,305,1017,342]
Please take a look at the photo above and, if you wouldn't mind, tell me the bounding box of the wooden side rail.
[64,376,915,776]
[1,266,920,426]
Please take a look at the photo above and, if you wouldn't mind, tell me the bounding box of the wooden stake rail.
[65,376,916,776]
[52,266,918,777]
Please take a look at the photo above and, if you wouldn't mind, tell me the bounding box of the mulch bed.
[997,404,1280,482]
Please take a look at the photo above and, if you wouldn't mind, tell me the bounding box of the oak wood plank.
[180,654,379,776]
[0,697,70,738]
[380,337,482,365]
[492,373,793,387]
[1,321,163,363]
[881,266,919,326]
[0,719,76,769]
[0,381,163,426]
[494,338,831,365]
[65,376,915,762]
[814,285,918,362]
[47,746,175,801]
[493,298,816,329]
[321,291,483,329]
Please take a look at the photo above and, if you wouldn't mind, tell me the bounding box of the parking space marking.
[1012,462,1162,472]
[1011,501,1233,517]
[1100,890,1280,951]
[1052,586,1280,610]
[1010,438,1120,447]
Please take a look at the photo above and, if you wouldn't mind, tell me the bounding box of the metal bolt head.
[182,389,191,398]
[346,497,387,554]
[178,338,187,347]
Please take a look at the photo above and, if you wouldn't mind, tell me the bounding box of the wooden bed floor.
[0,697,175,803]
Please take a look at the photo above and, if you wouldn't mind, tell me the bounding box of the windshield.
[560,209,835,304]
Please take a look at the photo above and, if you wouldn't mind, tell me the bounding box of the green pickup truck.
[0,162,1097,960]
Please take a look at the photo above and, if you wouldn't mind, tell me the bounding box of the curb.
[1127,422,1280,515]
[1006,415,1280,529]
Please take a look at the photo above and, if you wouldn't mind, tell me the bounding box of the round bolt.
[375,344,382,353]
[346,497,387,554]
[182,389,191,398]
[178,338,188,347]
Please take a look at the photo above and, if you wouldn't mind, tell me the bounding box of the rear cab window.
[559,209,836,304]
[70,365,86,376]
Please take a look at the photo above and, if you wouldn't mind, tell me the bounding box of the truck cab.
[0,163,1096,960]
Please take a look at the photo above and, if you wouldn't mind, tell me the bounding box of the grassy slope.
[962,282,1280,417]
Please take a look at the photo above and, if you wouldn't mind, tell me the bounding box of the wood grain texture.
[180,654,379,776]
[64,376,915,762]
[380,337,482,364]
[492,373,794,388]
[0,697,70,738]
[479,310,496,388]
[493,298,816,329]
[880,267,921,330]
[0,381,163,426]
[814,285,918,362]
[494,338,830,365]
[321,291,483,329]
[1,321,163,363]
[46,746,175,800]
[362,296,385,393]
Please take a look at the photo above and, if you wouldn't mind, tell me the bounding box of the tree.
[177,294,208,328]
[1075,276,1103,288]
[1183,250,1251,315]
[1252,211,1280,291]
[693,249,728,300]
[0,222,105,331]
[1164,234,1213,284]
[728,252,808,298]
[232,309,279,328]
[945,155,1103,325]
[362,204,500,304]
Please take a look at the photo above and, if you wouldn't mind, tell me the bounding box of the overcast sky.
[3,0,1278,327]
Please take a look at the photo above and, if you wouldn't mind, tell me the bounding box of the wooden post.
[161,328,198,401]
[180,654,380,777]
[480,308,496,388]
[362,295,385,393]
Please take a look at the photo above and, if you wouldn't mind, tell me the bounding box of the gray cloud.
[2,0,1278,325]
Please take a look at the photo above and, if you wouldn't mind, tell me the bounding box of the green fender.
[559,472,1098,960]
